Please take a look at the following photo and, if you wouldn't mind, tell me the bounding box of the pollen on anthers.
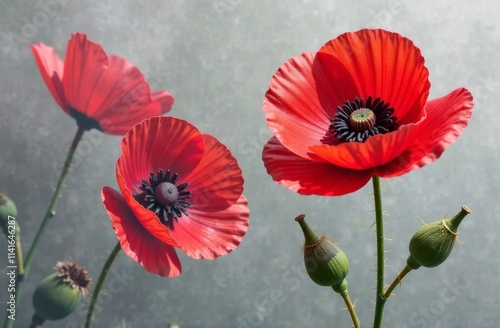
[136,169,192,226]
[329,96,398,143]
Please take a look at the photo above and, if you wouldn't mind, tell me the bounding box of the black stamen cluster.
[137,169,192,227]
[330,96,398,143]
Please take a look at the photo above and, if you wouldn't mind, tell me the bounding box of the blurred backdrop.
[1,0,499,327]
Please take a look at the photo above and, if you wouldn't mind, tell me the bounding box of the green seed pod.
[407,205,471,270]
[31,261,91,325]
[295,214,349,294]
[168,322,180,328]
[0,190,18,237]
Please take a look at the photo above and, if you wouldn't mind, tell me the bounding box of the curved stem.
[372,175,386,328]
[85,242,122,328]
[339,290,360,328]
[3,128,84,328]
[383,265,413,300]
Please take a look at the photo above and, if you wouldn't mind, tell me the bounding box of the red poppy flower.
[262,29,473,196]
[31,33,174,135]
[101,116,249,277]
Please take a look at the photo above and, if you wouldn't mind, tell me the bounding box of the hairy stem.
[339,290,360,328]
[383,265,413,300]
[372,175,386,328]
[85,242,122,328]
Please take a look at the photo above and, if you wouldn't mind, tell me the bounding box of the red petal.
[262,137,373,196]
[62,33,108,113]
[117,116,204,195]
[101,187,182,277]
[185,134,244,212]
[309,123,419,170]
[168,195,249,259]
[319,29,430,125]
[263,52,358,159]
[152,91,175,114]
[376,88,473,177]
[30,42,68,112]
[88,55,161,132]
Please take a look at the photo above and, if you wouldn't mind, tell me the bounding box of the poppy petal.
[376,88,473,177]
[30,42,68,112]
[102,187,182,277]
[319,29,430,125]
[264,52,359,159]
[309,122,419,170]
[62,33,108,114]
[263,136,373,196]
[88,55,161,129]
[117,116,204,195]
[168,195,249,259]
[186,134,244,212]
[152,90,175,114]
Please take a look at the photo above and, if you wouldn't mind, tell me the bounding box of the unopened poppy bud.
[168,322,180,328]
[295,214,349,294]
[407,205,471,270]
[31,261,90,326]
[0,190,17,237]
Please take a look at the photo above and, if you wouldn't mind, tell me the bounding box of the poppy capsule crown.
[31,261,90,325]
[295,214,349,294]
[407,205,471,270]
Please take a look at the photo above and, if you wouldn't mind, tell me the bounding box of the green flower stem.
[383,264,413,300]
[338,289,360,328]
[16,239,24,276]
[372,175,386,328]
[3,128,84,328]
[12,222,24,276]
[23,127,85,273]
[85,242,122,328]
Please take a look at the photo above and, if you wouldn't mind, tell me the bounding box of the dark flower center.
[329,96,398,143]
[69,107,103,131]
[349,108,376,132]
[136,169,191,228]
[154,182,179,206]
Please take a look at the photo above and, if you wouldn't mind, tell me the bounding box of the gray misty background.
[0,0,499,327]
